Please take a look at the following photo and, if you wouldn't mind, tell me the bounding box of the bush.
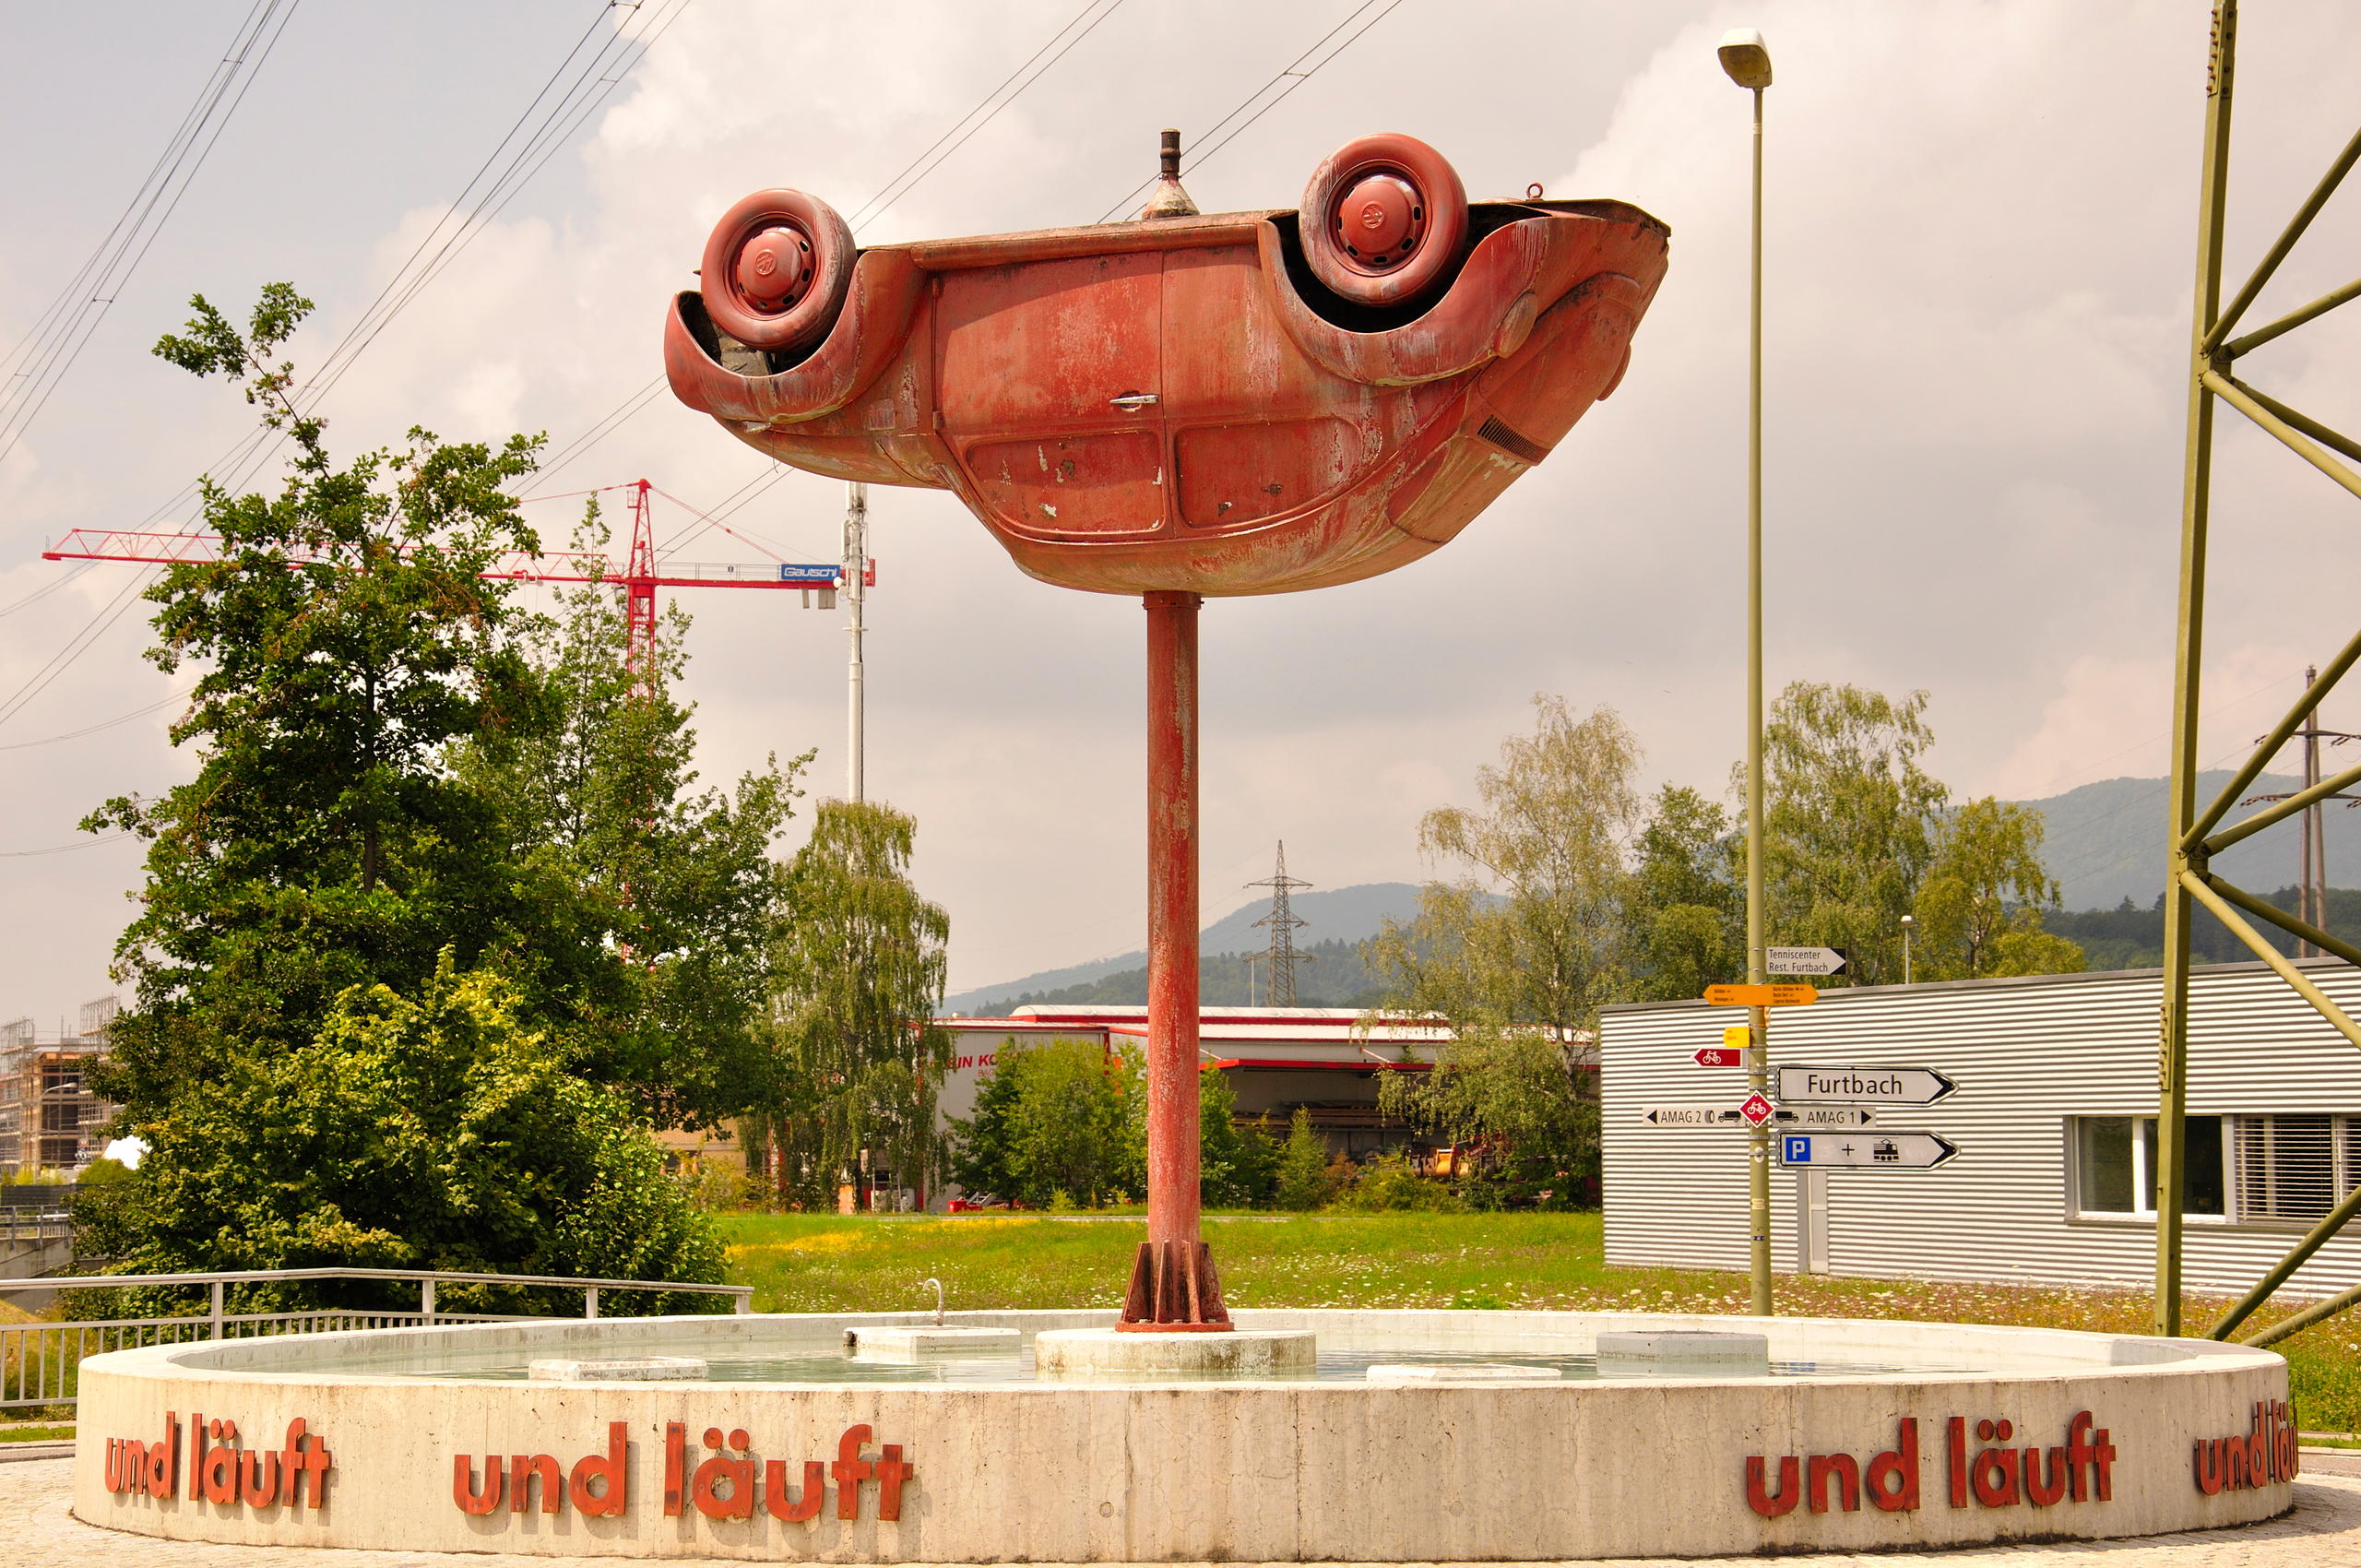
[1272,1109,1341,1210]
[675,1159,758,1214]
[73,956,725,1318]
[1330,1152,1466,1213]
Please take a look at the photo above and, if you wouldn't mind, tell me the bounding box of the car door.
[933,251,1169,540]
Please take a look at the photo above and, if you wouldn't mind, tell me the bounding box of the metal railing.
[0,1211,71,1243]
[0,1266,753,1414]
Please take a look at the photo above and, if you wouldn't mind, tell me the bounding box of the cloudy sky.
[3,0,2357,1026]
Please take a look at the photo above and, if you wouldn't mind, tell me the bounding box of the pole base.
[1115,1239,1232,1331]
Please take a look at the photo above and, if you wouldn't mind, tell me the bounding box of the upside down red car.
[664,133,1668,598]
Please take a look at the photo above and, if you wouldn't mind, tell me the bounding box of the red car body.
[665,172,1667,598]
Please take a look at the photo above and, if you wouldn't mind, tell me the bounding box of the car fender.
[1252,207,1662,389]
[663,247,927,428]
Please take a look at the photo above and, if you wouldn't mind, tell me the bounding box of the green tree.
[954,1039,1134,1207]
[758,801,954,1207]
[1626,783,1744,1001]
[1272,1109,1340,1210]
[74,957,724,1313]
[1196,1068,1277,1207]
[1913,796,2085,980]
[1367,695,1638,1194]
[1747,681,1947,986]
[945,1039,1027,1200]
[1378,1028,1596,1208]
[453,529,803,1128]
[89,285,549,1121]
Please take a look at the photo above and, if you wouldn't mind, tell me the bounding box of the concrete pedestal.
[1034,1326,1315,1379]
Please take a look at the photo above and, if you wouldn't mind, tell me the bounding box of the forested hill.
[942,882,1419,1016]
[979,938,1387,1014]
[2045,885,2361,972]
[2020,770,2352,912]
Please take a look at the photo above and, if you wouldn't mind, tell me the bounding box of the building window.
[2071,1116,2225,1218]
[2236,1114,2343,1223]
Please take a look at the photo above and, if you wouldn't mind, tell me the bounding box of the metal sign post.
[1641,1106,1876,1129]
[845,481,867,803]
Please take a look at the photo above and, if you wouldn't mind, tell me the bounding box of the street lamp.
[1720,25,1774,1318]
[1901,913,1916,985]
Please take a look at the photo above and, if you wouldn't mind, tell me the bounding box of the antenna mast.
[1248,841,1313,1007]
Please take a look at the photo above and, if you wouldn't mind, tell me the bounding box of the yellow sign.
[1703,983,1819,1007]
[1722,1025,1751,1048]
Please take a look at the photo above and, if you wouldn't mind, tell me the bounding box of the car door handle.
[1108,392,1159,410]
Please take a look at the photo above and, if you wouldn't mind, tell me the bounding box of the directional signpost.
[1692,1047,1744,1067]
[1703,982,1818,1008]
[1643,1107,1738,1128]
[1777,1132,1958,1170]
[1776,1065,1958,1106]
[1765,945,1847,977]
[1641,1106,1875,1129]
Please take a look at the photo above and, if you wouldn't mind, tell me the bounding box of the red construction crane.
[42,479,870,690]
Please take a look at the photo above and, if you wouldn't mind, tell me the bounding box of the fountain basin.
[72,1307,2292,1561]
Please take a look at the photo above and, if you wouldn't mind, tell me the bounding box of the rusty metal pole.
[1120,590,1230,1329]
[1145,590,1204,1252]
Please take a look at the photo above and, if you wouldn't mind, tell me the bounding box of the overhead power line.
[1093,0,1410,223]
[0,568,158,731]
[0,831,138,858]
[0,690,190,752]
[135,0,699,531]
[0,0,303,467]
[844,0,1130,235]
[0,562,95,619]
[532,0,1133,493]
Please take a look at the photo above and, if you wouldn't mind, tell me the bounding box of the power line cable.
[0,691,189,752]
[0,0,276,388]
[845,0,1129,235]
[1093,0,1408,223]
[531,0,1129,491]
[0,831,138,859]
[0,563,96,619]
[0,1,303,466]
[137,1,694,527]
[0,569,158,731]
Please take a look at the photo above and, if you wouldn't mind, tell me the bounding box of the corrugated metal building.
[1599,958,2361,1299]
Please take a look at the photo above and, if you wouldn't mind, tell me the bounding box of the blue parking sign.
[1784,1134,1812,1163]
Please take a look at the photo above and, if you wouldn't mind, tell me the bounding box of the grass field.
[718,1210,2361,1431]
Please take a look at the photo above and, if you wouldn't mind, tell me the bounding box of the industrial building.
[1599,958,2361,1298]
[0,998,120,1176]
[926,1005,1461,1206]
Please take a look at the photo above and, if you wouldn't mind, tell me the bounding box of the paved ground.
[12,1455,2361,1566]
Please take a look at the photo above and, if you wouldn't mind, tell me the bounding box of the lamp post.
[1901,913,1916,985]
[1719,25,1774,1319]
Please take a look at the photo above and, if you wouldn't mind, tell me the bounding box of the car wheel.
[1299,133,1468,309]
[699,187,856,353]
